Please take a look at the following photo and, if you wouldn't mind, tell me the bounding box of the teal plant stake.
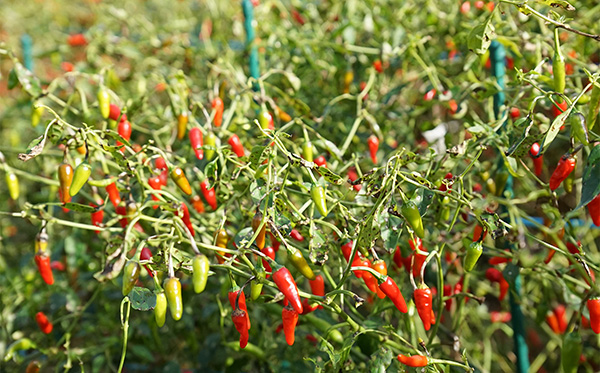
[21,34,33,71]
[242,0,259,91]
[490,40,529,373]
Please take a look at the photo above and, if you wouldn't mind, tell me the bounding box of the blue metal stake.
[242,0,260,91]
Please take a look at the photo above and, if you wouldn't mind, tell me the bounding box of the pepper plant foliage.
[1,0,600,372]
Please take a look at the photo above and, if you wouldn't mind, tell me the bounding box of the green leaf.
[505,117,536,158]
[13,62,42,97]
[541,104,572,152]
[249,145,267,170]
[63,202,97,213]
[234,227,254,249]
[467,14,496,55]
[576,144,600,209]
[534,0,575,11]
[7,68,18,90]
[129,287,157,311]
[317,166,343,185]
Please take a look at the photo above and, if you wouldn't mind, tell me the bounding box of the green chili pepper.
[553,27,565,94]
[311,184,327,217]
[6,172,19,200]
[204,132,217,161]
[31,104,44,127]
[3,338,36,362]
[154,291,167,327]
[288,246,316,280]
[164,277,183,321]
[439,196,450,222]
[570,112,589,145]
[192,254,210,294]
[97,86,110,119]
[561,331,582,373]
[122,261,140,296]
[250,264,266,300]
[586,84,600,131]
[464,241,483,272]
[69,162,92,197]
[401,200,424,238]
[302,141,313,162]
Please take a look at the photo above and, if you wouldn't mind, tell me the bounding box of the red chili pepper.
[309,275,325,298]
[314,155,327,167]
[438,172,454,192]
[269,232,281,252]
[191,195,205,213]
[379,276,407,313]
[552,99,568,119]
[367,135,379,163]
[423,88,436,101]
[397,354,428,367]
[549,154,576,191]
[50,261,65,271]
[140,247,153,277]
[282,305,299,345]
[485,268,509,301]
[347,168,362,191]
[229,288,251,330]
[490,311,512,323]
[212,97,224,127]
[414,285,433,330]
[90,203,104,233]
[373,59,383,73]
[180,203,195,237]
[228,134,245,157]
[116,205,128,228]
[200,180,217,210]
[116,120,132,152]
[546,311,561,334]
[372,260,387,299]
[67,33,87,47]
[290,229,304,242]
[443,284,453,311]
[34,253,54,285]
[341,241,364,278]
[529,142,543,177]
[472,225,487,241]
[155,157,167,170]
[109,104,124,122]
[587,194,600,226]
[189,127,204,160]
[232,308,249,348]
[261,246,276,277]
[35,312,53,334]
[587,298,600,334]
[272,266,303,314]
[158,170,168,186]
[554,305,568,334]
[488,250,511,265]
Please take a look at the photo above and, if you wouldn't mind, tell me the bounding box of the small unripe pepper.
[35,312,53,334]
[282,305,299,345]
[464,240,483,272]
[204,132,217,161]
[570,112,589,145]
[553,27,566,94]
[164,277,183,321]
[97,86,110,119]
[58,163,74,204]
[414,285,433,330]
[561,331,582,373]
[154,291,167,327]
[171,167,192,195]
[122,261,140,296]
[302,141,314,162]
[69,162,91,197]
[272,266,303,314]
[251,265,266,300]
[258,110,273,130]
[311,184,327,216]
[401,200,424,238]
[192,254,210,294]
[549,154,576,191]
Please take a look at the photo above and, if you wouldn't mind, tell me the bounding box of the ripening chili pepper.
[367,135,379,163]
[232,308,249,348]
[587,194,600,226]
[108,104,122,121]
[553,27,566,94]
[359,258,379,293]
[189,127,204,160]
[288,247,316,280]
[252,211,266,249]
[140,247,153,277]
[302,141,314,162]
[58,163,73,204]
[106,182,121,207]
[148,176,162,209]
[6,172,19,200]
[529,142,543,177]
[31,104,44,127]
[171,167,192,195]
[546,311,561,334]
[154,291,167,327]
[587,298,600,334]
[272,266,303,314]
[122,261,140,296]
[191,195,205,213]
[69,161,91,197]
[570,112,589,145]
[164,277,183,321]
[212,97,224,127]
[228,134,245,157]
[204,132,217,161]
[561,331,582,373]
[177,111,188,140]
[464,240,483,272]
[35,228,48,254]
[414,285,433,330]
[311,184,327,217]
[192,254,210,294]
[215,228,229,247]
[549,154,576,191]
[258,110,274,130]
[401,200,424,238]
[379,276,408,313]
[397,354,428,367]
[587,84,600,131]
[35,312,53,334]
[443,284,453,311]
[200,180,217,210]
[282,305,299,345]
[229,288,251,330]
[372,260,387,299]
[97,86,110,119]
[34,253,54,285]
[314,155,326,167]
[343,69,353,94]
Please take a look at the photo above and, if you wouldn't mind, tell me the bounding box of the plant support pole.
[242,0,259,91]
[490,40,529,373]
